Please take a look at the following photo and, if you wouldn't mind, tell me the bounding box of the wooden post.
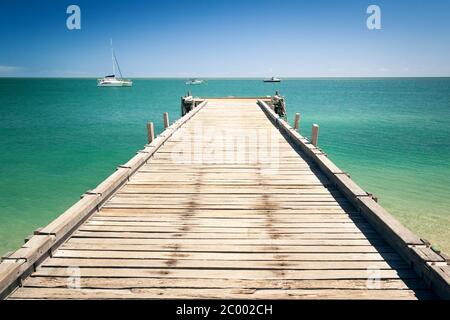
[294,113,300,131]
[163,112,169,129]
[311,124,319,147]
[147,122,155,143]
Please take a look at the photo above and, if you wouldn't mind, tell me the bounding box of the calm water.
[0,78,449,254]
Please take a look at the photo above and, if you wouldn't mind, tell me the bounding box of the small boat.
[263,77,281,83]
[186,78,205,85]
[98,40,132,87]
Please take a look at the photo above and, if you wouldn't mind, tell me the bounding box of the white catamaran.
[185,78,205,85]
[97,40,132,87]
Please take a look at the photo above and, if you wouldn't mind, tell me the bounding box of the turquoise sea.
[0,78,449,255]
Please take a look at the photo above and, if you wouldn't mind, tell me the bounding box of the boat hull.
[97,82,133,87]
[97,79,133,87]
[186,81,205,85]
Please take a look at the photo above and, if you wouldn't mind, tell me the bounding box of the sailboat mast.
[114,51,124,79]
[110,39,116,76]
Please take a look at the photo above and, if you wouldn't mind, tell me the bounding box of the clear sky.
[0,0,449,77]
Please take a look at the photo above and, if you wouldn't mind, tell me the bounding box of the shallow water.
[0,78,449,254]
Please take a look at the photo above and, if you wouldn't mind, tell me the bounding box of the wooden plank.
[89,216,367,224]
[38,194,101,240]
[85,220,371,228]
[77,226,376,235]
[51,249,402,261]
[21,276,427,290]
[31,267,418,280]
[411,247,445,263]
[5,235,54,269]
[60,242,395,253]
[100,205,354,211]
[107,196,346,202]
[97,208,355,216]
[428,265,450,299]
[118,188,338,195]
[65,237,388,246]
[90,168,131,198]
[95,208,354,215]
[357,197,423,248]
[313,154,344,176]
[41,258,408,270]
[71,231,379,240]
[9,287,434,300]
[93,214,361,220]
[24,276,426,290]
[0,261,24,298]
[333,173,368,207]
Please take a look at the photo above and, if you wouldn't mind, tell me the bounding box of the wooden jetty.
[1,95,449,299]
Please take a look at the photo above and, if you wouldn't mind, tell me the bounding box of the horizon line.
[1,76,450,79]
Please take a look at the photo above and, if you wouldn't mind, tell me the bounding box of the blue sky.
[0,0,449,77]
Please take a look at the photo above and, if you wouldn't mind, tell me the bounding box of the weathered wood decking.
[1,97,449,299]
